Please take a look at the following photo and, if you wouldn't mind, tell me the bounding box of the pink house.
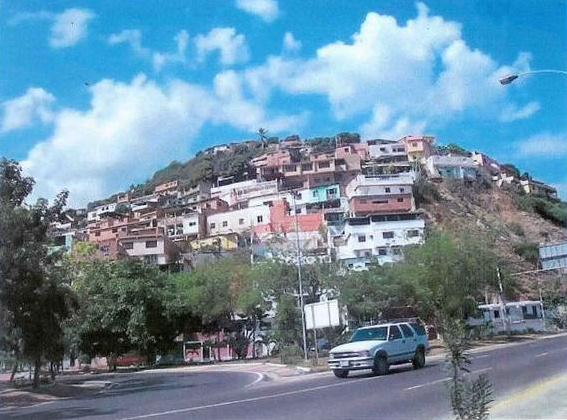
[254,199,324,235]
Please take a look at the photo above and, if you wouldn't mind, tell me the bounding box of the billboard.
[304,299,341,330]
[539,242,567,270]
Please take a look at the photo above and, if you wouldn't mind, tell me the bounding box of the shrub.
[508,222,525,237]
[512,242,539,266]
[413,178,441,206]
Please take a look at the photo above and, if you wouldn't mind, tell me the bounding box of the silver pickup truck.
[328,321,429,378]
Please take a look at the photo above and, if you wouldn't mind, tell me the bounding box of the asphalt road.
[3,334,567,420]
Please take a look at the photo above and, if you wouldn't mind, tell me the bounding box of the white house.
[87,203,117,222]
[333,213,425,270]
[468,301,545,334]
[210,180,279,206]
[207,204,271,236]
[368,141,407,160]
[425,155,477,180]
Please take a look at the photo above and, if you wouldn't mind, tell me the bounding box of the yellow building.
[190,233,240,251]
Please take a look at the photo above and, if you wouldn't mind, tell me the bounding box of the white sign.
[304,299,341,330]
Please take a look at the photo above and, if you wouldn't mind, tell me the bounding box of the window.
[296,193,302,200]
[364,251,371,257]
[145,240,157,248]
[121,227,127,231]
[312,190,319,197]
[328,188,337,195]
[385,187,391,193]
[144,254,158,264]
[295,208,302,214]
[301,163,313,171]
[94,231,100,237]
[407,229,420,238]
[206,203,211,209]
[350,327,387,342]
[123,242,133,250]
[392,247,402,255]
[400,187,405,193]
[383,231,394,239]
[388,326,403,340]
[318,161,331,169]
[412,142,418,147]
[358,235,366,243]
[210,223,216,229]
[360,199,368,204]
[410,323,426,336]
[377,247,387,256]
[379,147,386,152]
[348,263,354,268]
[494,310,500,318]
[397,198,404,203]
[222,221,228,227]
[344,148,349,152]
[284,164,297,172]
[372,199,388,204]
[239,218,244,225]
[257,215,263,223]
[189,221,196,226]
[112,228,118,233]
[400,324,414,338]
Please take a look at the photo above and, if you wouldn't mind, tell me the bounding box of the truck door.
[387,325,407,362]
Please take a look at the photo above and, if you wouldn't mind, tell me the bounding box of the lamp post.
[292,191,309,362]
[499,69,567,85]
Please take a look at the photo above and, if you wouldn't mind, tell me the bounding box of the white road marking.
[404,367,493,391]
[120,375,385,419]
[244,372,265,388]
[536,352,549,358]
[472,354,489,359]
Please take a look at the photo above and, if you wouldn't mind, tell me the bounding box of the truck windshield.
[350,326,388,342]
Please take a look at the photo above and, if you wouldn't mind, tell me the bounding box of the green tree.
[71,259,180,369]
[0,158,74,387]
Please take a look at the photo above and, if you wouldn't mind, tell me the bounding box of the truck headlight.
[357,351,370,357]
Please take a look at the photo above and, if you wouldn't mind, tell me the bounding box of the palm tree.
[257,128,268,148]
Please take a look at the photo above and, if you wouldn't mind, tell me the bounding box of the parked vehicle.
[328,321,429,378]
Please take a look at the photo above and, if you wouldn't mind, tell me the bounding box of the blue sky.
[1,0,566,206]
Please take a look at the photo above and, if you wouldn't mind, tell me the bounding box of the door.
[387,325,410,362]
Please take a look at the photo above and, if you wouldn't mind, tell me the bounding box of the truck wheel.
[372,355,389,376]
[412,348,425,369]
[333,369,349,378]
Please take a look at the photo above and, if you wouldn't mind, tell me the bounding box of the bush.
[508,222,525,237]
[413,178,441,206]
[514,194,567,227]
[512,242,539,266]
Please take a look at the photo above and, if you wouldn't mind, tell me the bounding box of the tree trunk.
[33,356,41,389]
[9,359,18,382]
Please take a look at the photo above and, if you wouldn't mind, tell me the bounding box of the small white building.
[468,301,545,334]
[368,141,406,160]
[425,155,477,180]
[87,203,118,222]
[210,180,279,206]
[207,204,271,236]
[333,213,425,270]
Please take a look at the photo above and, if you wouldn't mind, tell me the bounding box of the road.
[3,334,567,420]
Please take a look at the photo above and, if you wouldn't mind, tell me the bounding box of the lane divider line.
[404,367,493,391]
[120,375,386,419]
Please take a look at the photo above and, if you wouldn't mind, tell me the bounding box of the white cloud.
[108,29,189,72]
[108,29,150,57]
[515,132,567,158]
[499,101,540,122]
[235,0,279,22]
[243,3,536,136]
[195,27,250,65]
[49,8,95,48]
[282,32,301,53]
[360,104,427,140]
[152,30,189,71]
[1,88,55,133]
[21,75,304,206]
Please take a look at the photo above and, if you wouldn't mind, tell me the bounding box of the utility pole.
[292,192,308,362]
[497,267,511,336]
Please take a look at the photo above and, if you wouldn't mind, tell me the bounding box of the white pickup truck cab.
[328,321,429,378]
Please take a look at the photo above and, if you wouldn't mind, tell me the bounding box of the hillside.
[417,178,567,298]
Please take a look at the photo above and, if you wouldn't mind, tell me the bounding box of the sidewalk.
[490,373,567,419]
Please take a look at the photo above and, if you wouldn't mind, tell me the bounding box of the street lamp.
[292,191,309,362]
[499,69,567,85]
